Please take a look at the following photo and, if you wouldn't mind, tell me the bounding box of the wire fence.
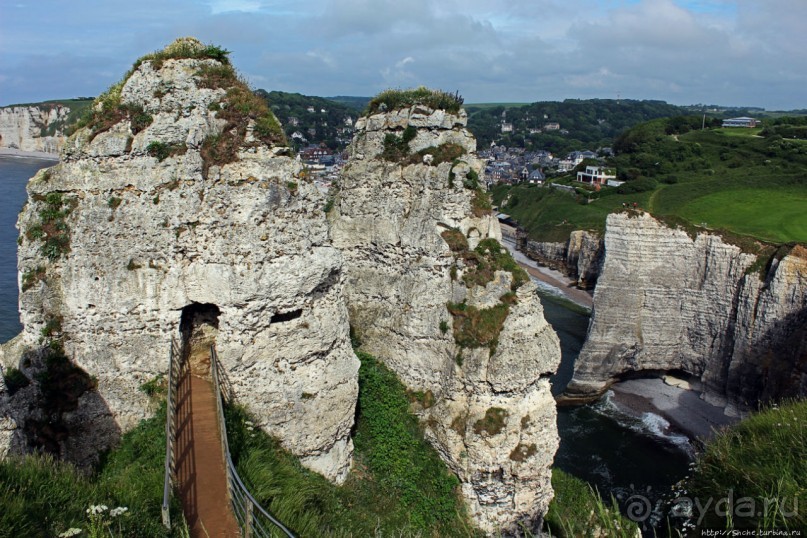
[210,345,296,538]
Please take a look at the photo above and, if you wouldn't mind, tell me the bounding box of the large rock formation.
[0,105,73,154]
[332,101,561,533]
[1,39,359,479]
[565,212,807,412]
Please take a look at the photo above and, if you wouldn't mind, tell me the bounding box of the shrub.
[473,407,508,436]
[28,191,75,261]
[367,87,464,115]
[107,197,122,210]
[471,189,493,217]
[21,266,46,292]
[3,367,30,395]
[380,125,417,162]
[447,301,510,352]
[146,140,187,162]
[439,320,449,334]
[441,229,469,253]
[410,143,466,166]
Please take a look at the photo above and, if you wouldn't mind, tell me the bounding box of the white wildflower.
[86,504,108,515]
[110,506,128,517]
[58,529,82,538]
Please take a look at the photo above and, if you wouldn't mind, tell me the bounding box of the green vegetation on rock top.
[367,86,464,115]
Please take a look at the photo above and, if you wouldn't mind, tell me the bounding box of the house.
[528,169,545,184]
[307,106,315,113]
[576,166,616,186]
[544,122,560,131]
[501,122,514,133]
[722,117,757,128]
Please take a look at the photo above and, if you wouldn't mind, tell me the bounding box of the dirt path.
[175,371,240,538]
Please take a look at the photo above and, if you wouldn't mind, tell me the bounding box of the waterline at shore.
[0,148,59,161]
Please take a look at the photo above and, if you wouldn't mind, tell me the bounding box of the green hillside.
[493,116,807,245]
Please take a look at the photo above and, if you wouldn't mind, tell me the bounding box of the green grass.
[686,399,807,532]
[676,188,807,243]
[543,469,639,537]
[225,350,478,537]
[0,403,185,537]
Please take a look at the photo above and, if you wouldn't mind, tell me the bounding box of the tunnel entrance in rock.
[180,303,220,378]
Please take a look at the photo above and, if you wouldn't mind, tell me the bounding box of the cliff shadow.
[728,308,807,408]
[4,343,122,469]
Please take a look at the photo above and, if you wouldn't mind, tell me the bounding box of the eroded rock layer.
[332,104,561,533]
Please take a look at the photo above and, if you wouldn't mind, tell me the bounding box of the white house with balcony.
[577,165,616,186]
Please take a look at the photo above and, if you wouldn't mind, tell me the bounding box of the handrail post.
[245,500,254,538]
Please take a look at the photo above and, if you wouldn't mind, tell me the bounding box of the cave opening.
[180,302,221,378]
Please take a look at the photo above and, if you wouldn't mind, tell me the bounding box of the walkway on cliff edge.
[175,368,241,538]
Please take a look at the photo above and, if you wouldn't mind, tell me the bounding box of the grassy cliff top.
[367,87,464,115]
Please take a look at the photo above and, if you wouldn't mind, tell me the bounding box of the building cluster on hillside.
[479,144,613,186]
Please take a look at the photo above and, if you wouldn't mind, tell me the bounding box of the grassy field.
[676,188,807,243]
[494,121,807,244]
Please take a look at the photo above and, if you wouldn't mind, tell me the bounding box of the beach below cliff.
[609,377,739,442]
[502,238,594,310]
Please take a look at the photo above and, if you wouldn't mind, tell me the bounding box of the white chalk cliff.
[566,212,807,412]
[332,104,561,533]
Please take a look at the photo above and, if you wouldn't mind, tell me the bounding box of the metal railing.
[162,337,182,528]
[210,345,296,538]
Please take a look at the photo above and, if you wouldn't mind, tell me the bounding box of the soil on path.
[175,371,240,538]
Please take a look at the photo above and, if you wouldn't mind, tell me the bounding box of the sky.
[1,0,805,109]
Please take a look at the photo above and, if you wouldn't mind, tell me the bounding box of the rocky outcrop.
[521,230,603,289]
[0,105,72,153]
[1,39,359,479]
[565,212,807,412]
[332,103,561,533]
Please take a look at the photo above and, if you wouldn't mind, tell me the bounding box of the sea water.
[0,155,54,343]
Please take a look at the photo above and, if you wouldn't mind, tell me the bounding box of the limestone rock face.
[566,212,807,411]
[0,105,71,153]
[333,106,561,533]
[4,43,359,480]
